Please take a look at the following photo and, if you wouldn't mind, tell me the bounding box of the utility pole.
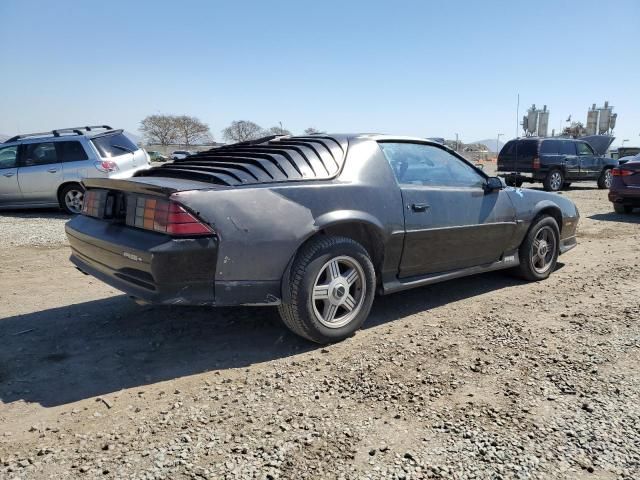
[455,133,459,152]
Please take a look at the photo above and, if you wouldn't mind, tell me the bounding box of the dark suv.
[497,137,618,191]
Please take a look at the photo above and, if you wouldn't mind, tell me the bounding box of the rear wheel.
[278,236,376,344]
[613,204,633,214]
[514,216,560,281]
[59,183,85,214]
[543,170,564,192]
[597,168,612,189]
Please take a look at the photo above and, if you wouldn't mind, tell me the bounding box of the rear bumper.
[66,215,282,306]
[66,216,218,305]
[498,172,545,183]
[609,188,640,206]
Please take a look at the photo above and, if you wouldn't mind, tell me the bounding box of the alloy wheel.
[530,226,556,274]
[312,256,366,328]
[549,172,562,191]
[604,169,612,188]
[64,189,84,214]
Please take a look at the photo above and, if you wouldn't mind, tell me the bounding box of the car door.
[0,144,22,204]
[17,141,63,203]
[576,141,598,179]
[379,142,518,278]
[558,140,579,180]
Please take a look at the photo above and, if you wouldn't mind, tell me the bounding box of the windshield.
[91,132,139,158]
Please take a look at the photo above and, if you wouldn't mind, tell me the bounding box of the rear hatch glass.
[91,131,146,170]
[498,139,539,172]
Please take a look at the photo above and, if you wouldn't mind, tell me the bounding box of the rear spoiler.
[82,177,182,197]
[82,176,215,197]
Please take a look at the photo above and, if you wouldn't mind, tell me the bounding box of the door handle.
[47,168,58,173]
[410,203,430,212]
[3,172,15,177]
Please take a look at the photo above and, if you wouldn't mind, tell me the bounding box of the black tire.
[514,216,560,281]
[58,183,85,215]
[597,168,612,189]
[613,204,633,214]
[278,236,376,344]
[543,169,564,192]
[562,182,572,189]
[505,177,523,188]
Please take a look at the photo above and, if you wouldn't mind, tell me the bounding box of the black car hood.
[581,135,615,156]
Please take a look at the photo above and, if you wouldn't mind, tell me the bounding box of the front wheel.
[543,170,564,192]
[613,204,633,214]
[514,216,560,281]
[597,168,612,189]
[278,236,376,344]
[59,183,85,214]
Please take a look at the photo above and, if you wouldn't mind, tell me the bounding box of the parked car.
[171,150,194,160]
[609,158,640,214]
[618,154,639,165]
[66,134,579,343]
[610,146,640,161]
[147,150,168,162]
[0,126,150,214]
[497,136,617,191]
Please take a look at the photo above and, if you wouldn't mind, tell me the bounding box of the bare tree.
[304,127,324,135]
[139,114,179,147]
[222,120,264,143]
[174,115,212,147]
[267,125,292,136]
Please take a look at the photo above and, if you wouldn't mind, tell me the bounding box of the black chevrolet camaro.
[66,134,579,343]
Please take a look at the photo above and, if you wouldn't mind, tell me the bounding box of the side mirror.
[485,176,504,192]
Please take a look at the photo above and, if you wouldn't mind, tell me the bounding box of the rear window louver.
[135,135,347,187]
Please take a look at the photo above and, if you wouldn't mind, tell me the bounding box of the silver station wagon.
[0,126,150,214]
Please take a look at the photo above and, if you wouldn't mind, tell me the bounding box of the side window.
[0,145,18,169]
[560,141,576,155]
[540,140,560,154]
[57,141,89,162]
[23,142,58,166]
[577,142,594,156]
[379,143,485,188]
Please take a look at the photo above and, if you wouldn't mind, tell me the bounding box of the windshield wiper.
[113,144,134,154]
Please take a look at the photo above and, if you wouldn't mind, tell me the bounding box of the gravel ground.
[0,183,639,479]
[0,210,69,248]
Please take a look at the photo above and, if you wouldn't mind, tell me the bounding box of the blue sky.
[1,0,638,146]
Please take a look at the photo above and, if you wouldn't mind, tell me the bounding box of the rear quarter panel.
[174,138,404,284]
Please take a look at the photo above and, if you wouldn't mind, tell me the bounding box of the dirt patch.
[0,184,639,479]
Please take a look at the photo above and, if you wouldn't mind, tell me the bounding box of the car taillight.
[612,168,635,176]
[82,189,104,217]
[94,160,119,173]
[127,197,214,236]
[532,157,540,169]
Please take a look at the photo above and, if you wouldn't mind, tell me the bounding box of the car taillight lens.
[82,189,105,217]
[94,160,119,173]
[126,197,214,236]
[612,168,635,176]
[532,157,540,169]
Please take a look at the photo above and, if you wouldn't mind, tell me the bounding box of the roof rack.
[4,125,113,143]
